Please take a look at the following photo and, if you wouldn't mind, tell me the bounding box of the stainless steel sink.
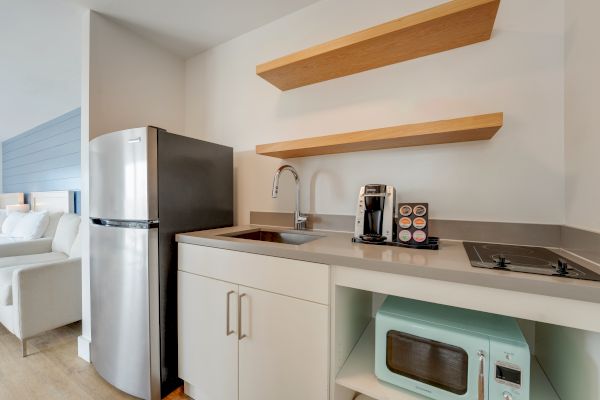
[223,229,321,245]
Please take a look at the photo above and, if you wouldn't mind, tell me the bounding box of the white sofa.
[0,211,63,257]
[0,213,82,356]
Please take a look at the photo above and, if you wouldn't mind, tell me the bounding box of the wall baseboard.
[77,335,91,363]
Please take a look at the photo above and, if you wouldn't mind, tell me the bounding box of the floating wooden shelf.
[256,112,503,159]
[335,321,560,400]
[256,0,501,90]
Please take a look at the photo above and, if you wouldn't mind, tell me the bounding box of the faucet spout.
[271,165,307,230]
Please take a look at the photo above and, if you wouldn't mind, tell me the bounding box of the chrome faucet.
[272,165,307,230]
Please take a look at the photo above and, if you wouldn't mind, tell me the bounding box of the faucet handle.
[295,214,308,230]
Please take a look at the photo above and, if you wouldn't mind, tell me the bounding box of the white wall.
[88,13,185,139]
[537,325,600,400]
[0,0,83,142]
[535,1,600,399]
[79,10,185,360]
[184,0,565,226]
[564,0,600,233]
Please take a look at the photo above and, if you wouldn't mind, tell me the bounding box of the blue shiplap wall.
[2,108,81,212]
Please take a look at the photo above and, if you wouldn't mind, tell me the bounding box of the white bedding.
[0,234,28,245]
[0,210,25,245]
[0,211,63,257]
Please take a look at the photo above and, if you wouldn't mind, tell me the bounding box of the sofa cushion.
[11,211,49,240]
[0,266,17,306]
[51,214,81,255]
[0,252,68,269]
[69,233,81,258]
[43,212,64,238]
[1,212,25,235]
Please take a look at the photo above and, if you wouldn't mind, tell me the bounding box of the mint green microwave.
[375,297,530,400]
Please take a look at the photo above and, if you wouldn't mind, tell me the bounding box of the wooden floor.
[0,322,189,400]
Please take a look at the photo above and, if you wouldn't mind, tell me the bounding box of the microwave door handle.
[477,350,485,400]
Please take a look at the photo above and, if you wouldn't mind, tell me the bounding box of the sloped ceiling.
[69,0,319,57]
[1,0,318,141]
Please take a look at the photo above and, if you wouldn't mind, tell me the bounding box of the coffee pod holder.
[387,237,439,250]
[352,202,440,250]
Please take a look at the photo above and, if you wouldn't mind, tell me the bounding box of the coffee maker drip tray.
[463,242,600,282]
[358,234,387,243]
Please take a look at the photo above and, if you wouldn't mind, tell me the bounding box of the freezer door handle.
[90,218,159,229]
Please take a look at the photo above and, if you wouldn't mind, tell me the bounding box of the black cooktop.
[463,242,600,282]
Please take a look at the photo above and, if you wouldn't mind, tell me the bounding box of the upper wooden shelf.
[256,0,501,90]
[256,112,503,159]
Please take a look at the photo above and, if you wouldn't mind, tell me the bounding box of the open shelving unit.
[256,0,501,90]
[335,321,560,400]
[256,112,503,159]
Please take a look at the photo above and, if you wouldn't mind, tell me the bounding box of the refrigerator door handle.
[90,218,159,229]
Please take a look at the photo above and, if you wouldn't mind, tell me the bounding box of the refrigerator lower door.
[91,222,160,400]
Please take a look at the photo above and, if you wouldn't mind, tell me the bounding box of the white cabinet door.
[178,271,238,400]
[238,286,329,400]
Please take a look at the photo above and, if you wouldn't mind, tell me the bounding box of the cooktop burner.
[463,242,600,282]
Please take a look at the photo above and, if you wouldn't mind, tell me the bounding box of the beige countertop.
[176,225,600,304]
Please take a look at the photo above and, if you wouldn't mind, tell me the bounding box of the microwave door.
[376,319,490,400]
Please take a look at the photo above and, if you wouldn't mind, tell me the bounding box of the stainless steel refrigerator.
[90,127,233,399]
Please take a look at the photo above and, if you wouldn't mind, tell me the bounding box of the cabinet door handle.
[477,350,485,400]
[238,293,247,341]
[226,290,235,336]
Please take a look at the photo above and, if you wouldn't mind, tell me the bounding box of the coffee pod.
[399,217,412,229]
[413,217,427,229]
[413,205,427,217]
[413,230,427,243]
[398,230,412,242]
[399,205,413,216]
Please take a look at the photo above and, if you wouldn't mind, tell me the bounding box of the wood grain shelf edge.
[256,0,501,90]
[256,112,503,159]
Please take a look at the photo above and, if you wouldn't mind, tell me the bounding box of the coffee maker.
[354,184,396,243]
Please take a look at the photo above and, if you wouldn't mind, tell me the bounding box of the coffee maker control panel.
[355,186,366,231]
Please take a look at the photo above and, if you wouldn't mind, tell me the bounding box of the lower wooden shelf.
[335,321,559,400]
[256,113,503,159]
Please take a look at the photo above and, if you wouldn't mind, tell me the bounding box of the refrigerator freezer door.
[90,127,158,221]
[91,223,160,400]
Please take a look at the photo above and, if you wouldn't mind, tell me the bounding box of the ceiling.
[0,0,317,143]
[68,0,319,58]
[0,0,84,142]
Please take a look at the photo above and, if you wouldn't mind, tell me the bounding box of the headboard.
[30,191,75,213]
[0,192,25,209]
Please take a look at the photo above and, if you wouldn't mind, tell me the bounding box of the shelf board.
[256,112,503,159]
[256,0,501,90]
[335,321,559,400]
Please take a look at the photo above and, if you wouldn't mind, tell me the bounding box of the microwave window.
[386,330,469,395]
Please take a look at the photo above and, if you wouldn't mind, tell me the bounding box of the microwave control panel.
[489,343,530,400]
[495,361,522,388]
